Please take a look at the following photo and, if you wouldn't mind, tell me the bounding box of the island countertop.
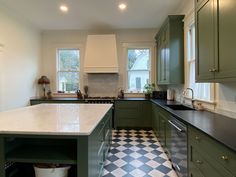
[0,104,112,136]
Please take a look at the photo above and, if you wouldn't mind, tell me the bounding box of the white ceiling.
[0,0,188,30]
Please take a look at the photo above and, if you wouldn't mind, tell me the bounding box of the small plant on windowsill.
[143,83,155,99]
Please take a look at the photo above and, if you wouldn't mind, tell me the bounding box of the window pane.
[128,71,149,92]
[187,25,211,101]
[128,49,150,70]
[58,72,79,93]
[58,49,80,71]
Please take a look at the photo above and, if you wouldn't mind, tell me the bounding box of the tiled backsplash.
[84,74,120,97]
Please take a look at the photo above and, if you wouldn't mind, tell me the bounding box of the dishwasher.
[168,117,187,177]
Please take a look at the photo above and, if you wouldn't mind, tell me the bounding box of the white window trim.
[122,43,155,93]
[53,43,84,95]
[184,12,215,103]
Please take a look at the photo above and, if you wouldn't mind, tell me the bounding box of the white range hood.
[84,34,119,73]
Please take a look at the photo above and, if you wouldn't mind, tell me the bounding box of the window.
[57,49,80,93]
[127,48,151,92]
[187,24,213,101]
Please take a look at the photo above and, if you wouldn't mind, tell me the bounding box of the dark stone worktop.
[151,99,236,152]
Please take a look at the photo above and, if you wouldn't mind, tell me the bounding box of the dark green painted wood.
[189,126,236,176]
[114,101,152,128]
[152,103,160,136]
[216,0,236,79]
[158,112,166,148]
[190,146,234,177]
[156,15,185,85]
[0,109,112,177]
[77,136,88,177]
[196,0,236,82]
[0,137,5,177]
[195,0,216,82]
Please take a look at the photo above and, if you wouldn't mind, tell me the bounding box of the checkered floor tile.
[103,129,178,177]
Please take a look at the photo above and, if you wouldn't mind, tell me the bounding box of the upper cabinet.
[196,0,236,82]
[156,15,184,85]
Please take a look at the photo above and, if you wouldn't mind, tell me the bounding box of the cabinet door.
[159,112,166,148]
[158,26,169,84]
[195,0,217,81]
[216,0,236,79]
[152,105,159,136]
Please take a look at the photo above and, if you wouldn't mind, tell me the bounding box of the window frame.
[56,47,81,94]
[184,13,215,103]
[123,43,155,93]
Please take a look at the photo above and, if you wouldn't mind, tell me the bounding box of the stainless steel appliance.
[168,117,187,177]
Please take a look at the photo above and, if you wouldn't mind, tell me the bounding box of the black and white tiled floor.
[103,129,178,177]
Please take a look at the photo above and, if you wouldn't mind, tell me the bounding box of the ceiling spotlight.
[60,5,69,12]
[119,3,127,10]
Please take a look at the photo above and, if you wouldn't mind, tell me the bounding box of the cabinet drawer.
[116,109,141,119]
[189,127,236,176]
[189,160,204,177]
[190,146,233,177]
[115,101,141,109]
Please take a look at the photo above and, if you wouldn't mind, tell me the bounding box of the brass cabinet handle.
[212,68,218,72]
[209,68,218,72]
[196,160,203,164]
[221,155,229,161]
[195,136,200,141]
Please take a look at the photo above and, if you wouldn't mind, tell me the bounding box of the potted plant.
[143,83,155,99]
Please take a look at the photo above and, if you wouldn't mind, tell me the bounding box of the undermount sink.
[165,104,195,111]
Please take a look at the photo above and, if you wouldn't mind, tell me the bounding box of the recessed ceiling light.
[118,3,127,10]
[60,5,69,12]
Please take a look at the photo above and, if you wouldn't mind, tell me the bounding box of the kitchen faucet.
[183,88,194,108]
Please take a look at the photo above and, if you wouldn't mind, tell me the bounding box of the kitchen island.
[0,104,113,177]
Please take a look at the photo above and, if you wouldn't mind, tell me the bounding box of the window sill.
[184,96,216,105]
[52,92,77,98]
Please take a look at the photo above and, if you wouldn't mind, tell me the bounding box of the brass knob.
[195,136,200,141]
[196,160,203,164]
[221,155,229,161]
[212,68,218,72]
[209,69,213,72]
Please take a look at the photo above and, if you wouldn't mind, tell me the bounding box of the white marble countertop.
[0,104,112,136]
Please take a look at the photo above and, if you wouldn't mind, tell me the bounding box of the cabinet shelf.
[6,145,77,164]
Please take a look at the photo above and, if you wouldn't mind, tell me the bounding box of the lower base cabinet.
[114,101,151,128]
[1,110,112,177]
[188,126,236,177]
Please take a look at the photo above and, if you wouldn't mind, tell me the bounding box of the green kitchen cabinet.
[114,101,151,128]
[151,104,171,155]
[156,15,185,85]
[152,103,160,136]
[188,126,236,177]
[195,0,216,81]
[195,0,236,82]
[158,111,166,148]
[0,109,112,177]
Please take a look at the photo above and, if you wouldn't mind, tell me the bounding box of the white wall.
[0,6,41,111]
[170,0,236,119]
[41,29,156,97]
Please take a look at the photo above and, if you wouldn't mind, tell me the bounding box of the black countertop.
[151,99,236,152]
